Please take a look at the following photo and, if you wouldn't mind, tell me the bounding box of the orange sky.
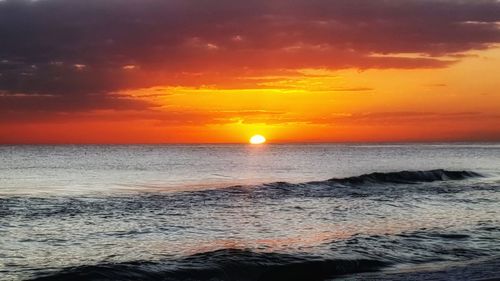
[0,0,499,143]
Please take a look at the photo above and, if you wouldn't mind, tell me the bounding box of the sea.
[0,144,499,280]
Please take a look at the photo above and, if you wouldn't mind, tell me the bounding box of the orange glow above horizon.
[2,48,499,144]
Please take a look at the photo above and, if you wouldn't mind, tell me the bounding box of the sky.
[0,0,499,144]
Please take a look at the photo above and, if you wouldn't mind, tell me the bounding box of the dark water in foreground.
[0,144,499,280]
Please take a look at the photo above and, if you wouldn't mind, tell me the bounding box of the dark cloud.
[0,0,499,115]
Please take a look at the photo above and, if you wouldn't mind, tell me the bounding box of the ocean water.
[0,144,499,280]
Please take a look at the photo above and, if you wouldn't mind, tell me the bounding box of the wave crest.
[324,169,481,185]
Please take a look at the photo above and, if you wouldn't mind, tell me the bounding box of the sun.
[249,134,266,145]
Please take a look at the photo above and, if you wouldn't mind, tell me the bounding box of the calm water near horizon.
[1,144,499,280]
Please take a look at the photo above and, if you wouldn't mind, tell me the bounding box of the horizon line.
[1,140,500,146]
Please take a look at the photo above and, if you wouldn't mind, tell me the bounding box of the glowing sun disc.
[249,135,266,145]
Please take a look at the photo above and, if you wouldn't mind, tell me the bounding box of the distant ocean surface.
[1,144,499,280]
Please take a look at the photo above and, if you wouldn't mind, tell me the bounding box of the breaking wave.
[323,169,481,185]
[250,169,484,198]
[30,249,387,281]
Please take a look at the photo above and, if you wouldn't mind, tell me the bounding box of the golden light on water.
[249,135,266,145]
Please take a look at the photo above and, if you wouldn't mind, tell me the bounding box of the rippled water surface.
[0,144,499,280]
